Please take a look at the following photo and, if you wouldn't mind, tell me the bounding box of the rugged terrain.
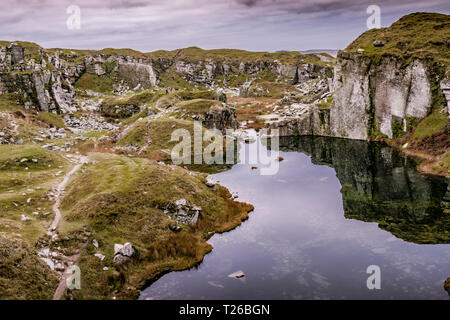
[0,40,332,299]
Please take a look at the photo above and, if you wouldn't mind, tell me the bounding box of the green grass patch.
[317,96,333,110]
[178,99,220,114]
[171,90,217,101]
[0,93,23,111]
[74,73,115,93]
[0,234,59,299]
[38,112,65,128]
[412,112,448,141]
[0,144,68,171]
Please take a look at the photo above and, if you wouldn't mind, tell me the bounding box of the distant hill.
[299,49,339,57]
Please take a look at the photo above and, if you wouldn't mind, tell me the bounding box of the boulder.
[9,43,24,64]
[169,223,182,232]
[113,254,129,265]
[113,242,135,265]
[120,243,135,257]
[114,243,123,255]
[228,270,245,279]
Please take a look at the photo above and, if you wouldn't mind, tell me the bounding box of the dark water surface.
[140,134,450,300]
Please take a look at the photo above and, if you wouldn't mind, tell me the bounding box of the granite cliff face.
[267,13,449,142]
[331,13,449,140]
[173,58,330,85]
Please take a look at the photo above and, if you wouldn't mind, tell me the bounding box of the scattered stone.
[190,211,199,226]
[175,198,187,207]
[169,223,182,232]
[113,242,135,265]
[161,199,202,225]
[41,258,55,271]
[113,254,129,265]
[373,40,385,47]
[228,270,245,279]
[21,214,31,221]
[92,239,99,248]
[94,253,105,261]
[205,177,218,188]
[55,263,65,272]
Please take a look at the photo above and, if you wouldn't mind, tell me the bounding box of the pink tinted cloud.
[0,0,449,51]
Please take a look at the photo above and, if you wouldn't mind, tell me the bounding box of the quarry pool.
[140,134,450,300]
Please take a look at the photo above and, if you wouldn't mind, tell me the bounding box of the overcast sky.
[1,0,449,52]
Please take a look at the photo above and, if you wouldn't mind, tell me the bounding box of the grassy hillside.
[0,144,74,299]
[146,46,334,66]
[58,153,253,299]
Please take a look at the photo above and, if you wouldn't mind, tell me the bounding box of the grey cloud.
[0,0,448,51]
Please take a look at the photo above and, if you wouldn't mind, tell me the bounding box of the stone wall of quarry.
[0,42,332,116]
[267,105,331,137]
[330,51,443,140]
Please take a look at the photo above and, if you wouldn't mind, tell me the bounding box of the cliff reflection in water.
[271,136,450,244]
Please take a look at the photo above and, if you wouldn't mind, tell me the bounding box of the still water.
[140,133,450,300]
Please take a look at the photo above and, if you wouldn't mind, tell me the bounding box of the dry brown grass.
[229,97,275,131]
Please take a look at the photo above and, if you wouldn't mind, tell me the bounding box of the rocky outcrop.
[266,105,331,137]
[441,79,450,115]
[174,59,331,85]
[175,60,217,84]
[203,104,238,131]
[0,44,82,113]
[0,42,334,117]
[331,51,439,140]
[117,62,158,89]
[160,199,201,226]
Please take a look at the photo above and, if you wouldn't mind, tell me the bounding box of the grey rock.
[373,40,385,47]
[331,52,431,139]
[94,253,105,261]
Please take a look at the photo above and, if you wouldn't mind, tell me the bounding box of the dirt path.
[48,155,88,300]
[52,244,86,300]
[49,155,88,232]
